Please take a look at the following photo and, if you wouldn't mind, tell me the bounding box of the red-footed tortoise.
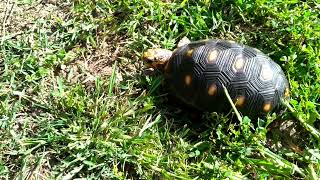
[142,37,290,118]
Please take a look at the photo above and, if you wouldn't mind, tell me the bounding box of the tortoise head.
[142,48,173,69]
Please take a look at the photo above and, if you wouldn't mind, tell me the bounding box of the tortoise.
[142,37,290,118]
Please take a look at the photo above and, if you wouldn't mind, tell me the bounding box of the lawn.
[0,0,320,179]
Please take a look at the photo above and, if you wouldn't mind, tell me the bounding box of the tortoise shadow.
[140,77,238,142]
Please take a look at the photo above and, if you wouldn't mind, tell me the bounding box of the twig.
[1,0,10,34]
[0,31,23,41]
[222,84,243,123]
[25,0,45,11]
[1,0,16,45]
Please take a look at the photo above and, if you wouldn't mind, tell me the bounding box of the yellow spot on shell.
[284,88,290,98]
[235,95,246,107]
[263,102,272,113]
[186,49,193,57]
[208,83,217,96]
[185,75,192,86]
[260,64,273,81]
[233,56,245,71]
[208,49,218,62]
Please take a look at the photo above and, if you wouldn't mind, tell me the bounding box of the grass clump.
[0,0,319,179]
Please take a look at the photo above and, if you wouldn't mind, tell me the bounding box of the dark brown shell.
[164,39,289,117]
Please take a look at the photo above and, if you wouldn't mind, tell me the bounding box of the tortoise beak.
[142,50,154,62]
[142,50,156,68]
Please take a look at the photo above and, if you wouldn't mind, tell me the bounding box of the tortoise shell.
[164,39,290,117]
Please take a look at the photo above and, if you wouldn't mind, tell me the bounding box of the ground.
[0,0,320,179]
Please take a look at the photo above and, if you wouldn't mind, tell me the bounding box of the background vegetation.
[0,0,319,179]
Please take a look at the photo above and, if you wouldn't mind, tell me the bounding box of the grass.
[0,0,320,179]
